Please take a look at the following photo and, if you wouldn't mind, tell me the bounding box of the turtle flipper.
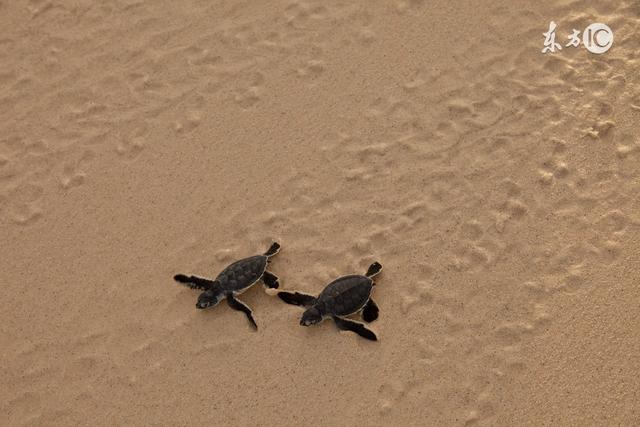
[262,271,280,289]
[277,291,317,307]
[362,298,379,322]
[226,294,258,330]
[174,274,215,290]
[333,316,377,341]
[365,262,383,278]
[263,242,281,258]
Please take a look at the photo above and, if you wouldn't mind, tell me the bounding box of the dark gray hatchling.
[173,242,281,330]
[277,262,383,341]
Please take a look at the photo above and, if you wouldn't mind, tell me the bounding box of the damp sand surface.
[1,1,640,425]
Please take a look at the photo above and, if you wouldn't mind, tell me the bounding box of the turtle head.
[300,306,322,326]
[196,289,223,309]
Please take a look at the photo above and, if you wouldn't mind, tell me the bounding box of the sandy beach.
[1,0,639,425]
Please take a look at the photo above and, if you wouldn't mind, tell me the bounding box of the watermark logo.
[542,21,613,54]
[583,23,614,54]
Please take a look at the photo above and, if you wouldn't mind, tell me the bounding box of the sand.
[1,0,639,425]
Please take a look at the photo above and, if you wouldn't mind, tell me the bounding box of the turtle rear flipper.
[365,262,383,278]
[333,316,377,341]
[362,298,379,322]
[226,294,258,330]
[277,291,317,307]
[262,271,279,289]
[174,274,216,290]
[264,242,281,258]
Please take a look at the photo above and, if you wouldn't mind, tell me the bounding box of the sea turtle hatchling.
[277,262,383,341]
[173,242,281,329]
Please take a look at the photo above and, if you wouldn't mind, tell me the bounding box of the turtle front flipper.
[263,242,281,258]
[362,298,379,322]
[262,271,280,289]
[333,316,377,341]
[174,274,216,290]
[365,262,383,278]
[277,291,317,307]
[226,294,258,330]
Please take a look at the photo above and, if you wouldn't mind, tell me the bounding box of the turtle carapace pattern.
[277,262,382,341]
[173,242,281,330]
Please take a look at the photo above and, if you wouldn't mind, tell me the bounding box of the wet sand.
[1,0,639,425]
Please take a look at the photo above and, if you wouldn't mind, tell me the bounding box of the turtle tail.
[264,241,281,258]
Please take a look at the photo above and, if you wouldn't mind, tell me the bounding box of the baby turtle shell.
[215,255,270,293]
[316,275,373,317]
